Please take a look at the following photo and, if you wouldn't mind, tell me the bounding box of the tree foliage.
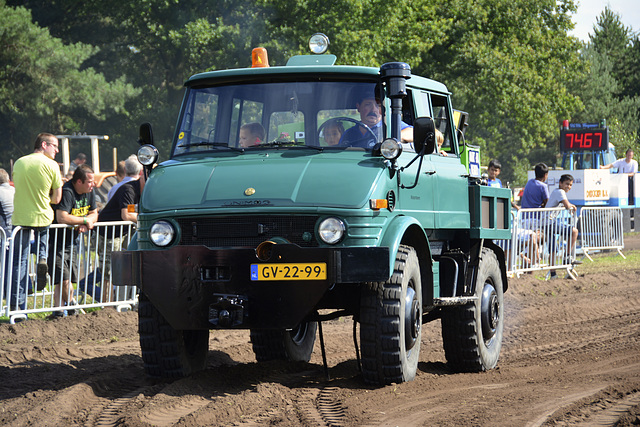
[3,0,637,186]
[417,0,584,184]
[571,7,640,159]
[0,0,139,171]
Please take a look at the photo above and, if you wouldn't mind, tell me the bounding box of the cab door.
[429,93,470,230]
[394,89,436,229]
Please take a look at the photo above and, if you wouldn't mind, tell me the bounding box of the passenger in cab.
[435,129,447,156]
[322,119,344,146]
[238,122,265,148]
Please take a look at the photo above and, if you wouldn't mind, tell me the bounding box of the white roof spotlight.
[309,33,330,54]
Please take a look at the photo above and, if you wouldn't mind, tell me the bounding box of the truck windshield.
[172,80,382,156]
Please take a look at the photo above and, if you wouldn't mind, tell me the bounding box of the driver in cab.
[339,92,413,148]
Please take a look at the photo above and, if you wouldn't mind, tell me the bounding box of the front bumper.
[112,244,389,330]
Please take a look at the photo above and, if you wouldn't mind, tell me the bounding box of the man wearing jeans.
[10,133,63,313]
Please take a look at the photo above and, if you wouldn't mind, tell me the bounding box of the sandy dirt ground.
[2,245,640,426]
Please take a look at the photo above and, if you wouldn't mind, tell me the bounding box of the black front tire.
[360,245,422,385]
[250,321,317,362]
[441,247,504,372]
[138,293,209,378]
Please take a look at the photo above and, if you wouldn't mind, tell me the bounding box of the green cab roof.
[185,59,450,94]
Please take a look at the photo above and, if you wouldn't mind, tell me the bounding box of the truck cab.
[113,36,511,385]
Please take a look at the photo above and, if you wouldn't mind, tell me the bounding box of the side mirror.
[413,117,436,155]
[138,123,154,146]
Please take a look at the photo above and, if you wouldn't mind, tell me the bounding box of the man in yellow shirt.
[10,133,63,313]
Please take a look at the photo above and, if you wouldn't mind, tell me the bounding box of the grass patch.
[577,249,640,275]
[1,283,106,323]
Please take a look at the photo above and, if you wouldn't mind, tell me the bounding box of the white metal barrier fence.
[578,207,625,261]
[496,207,579,279]
[2,222,136,324]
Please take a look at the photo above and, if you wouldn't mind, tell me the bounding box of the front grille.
[177,215,319,247]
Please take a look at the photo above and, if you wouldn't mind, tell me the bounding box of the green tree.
[591,7,631,81]
[570,8,640,157]
[418,0,585,185]
[12,0,274,157]
[620,35,640,100]
[9,0,588,185]
[0,0,139,171]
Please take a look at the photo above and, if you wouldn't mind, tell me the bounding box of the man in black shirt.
[98,174,142,223]
[48,164,97,315]
[97,169,144,301]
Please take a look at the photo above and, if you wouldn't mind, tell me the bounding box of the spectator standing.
[96,166,145,301]
[48,164,97,316]
[10,133,63,313]
[486,159,519,209]
[66,153,87,177]
[601,148,638,174]
[0,168,15,298]
[114,160,126,183]
[0,168,14,235]
[107,156,141,201]
[99,167,144,223]
[106,160,126,202]
[487,159,503,188]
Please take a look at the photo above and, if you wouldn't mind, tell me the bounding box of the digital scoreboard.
[559,122,609,152]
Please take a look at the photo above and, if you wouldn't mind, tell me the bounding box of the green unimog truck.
[112,35,511,386]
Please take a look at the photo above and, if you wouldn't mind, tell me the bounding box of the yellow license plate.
[250,263,327,281]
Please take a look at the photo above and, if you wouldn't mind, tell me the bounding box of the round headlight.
[309,33,330,54]
[137,144,159,166]
[318,217,345,244]
[380,138,403,160]
[150,220,174,247]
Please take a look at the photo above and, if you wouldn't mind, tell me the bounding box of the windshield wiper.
[257,141,323,151]
[177,141,244,152]
[290,145,323,151]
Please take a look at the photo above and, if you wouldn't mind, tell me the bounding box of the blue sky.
[570,0,640,41]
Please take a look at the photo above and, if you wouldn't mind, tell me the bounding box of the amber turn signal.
[369,199,388,210]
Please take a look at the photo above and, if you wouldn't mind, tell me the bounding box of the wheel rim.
[404,285,421,350]
[480,282,499,343]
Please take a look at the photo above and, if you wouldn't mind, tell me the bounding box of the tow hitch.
[209,294,248,327]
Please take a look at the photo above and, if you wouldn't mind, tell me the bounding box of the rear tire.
[441,248,504,372]
[138,293,209,378]
[360,245,422,385]
[250,321,317,362]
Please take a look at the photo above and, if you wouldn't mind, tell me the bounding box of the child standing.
[487,159,502,188]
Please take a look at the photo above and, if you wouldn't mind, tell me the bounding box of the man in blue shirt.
[340,92,412,148]
[521,163,549,208]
